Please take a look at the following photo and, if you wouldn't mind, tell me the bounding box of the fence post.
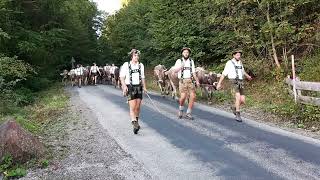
[291,55,297,103]
[296,77,302,96]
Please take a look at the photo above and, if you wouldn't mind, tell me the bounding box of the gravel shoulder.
[22,88,151,180]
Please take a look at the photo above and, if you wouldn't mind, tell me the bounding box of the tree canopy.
[101,0,320,68]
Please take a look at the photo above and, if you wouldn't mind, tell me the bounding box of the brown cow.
[196,67,219,103]
[165,67,180,99]
[114,66,120,88]
[103,65,112,85]
[154,64,170,95]
[60,70,69,86]
[82,67,90,86]
[68,69,76,87]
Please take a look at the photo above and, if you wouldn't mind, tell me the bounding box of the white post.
[292,55,297,103]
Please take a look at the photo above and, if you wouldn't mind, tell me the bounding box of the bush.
[13,88,35,106]
[298,51,320,82]
[0,154,27,179]
[23,77,51,92]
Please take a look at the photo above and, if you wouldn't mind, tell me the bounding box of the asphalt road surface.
[74,85,320,180]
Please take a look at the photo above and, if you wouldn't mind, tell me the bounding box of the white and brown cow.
[165,66,219,102]
[196,67,219,104]
[60,70,69,86]
[68,69,76,87]
[154,64,170,96]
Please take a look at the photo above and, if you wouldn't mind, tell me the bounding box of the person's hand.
[217,83,222,90]
[196,81,200,87]
[122,85,128,96]
[143,87,148,94]
[247,75,253,81]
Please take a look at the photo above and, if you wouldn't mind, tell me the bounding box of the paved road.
[76,85,320,180]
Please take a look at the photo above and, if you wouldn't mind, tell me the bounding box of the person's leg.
[234,92,242,122]
[128,99,137,122]
[187,81,196,112]
[130,98,141,134]
[178,92,187,117]
[187,91,196,115]
[235,92,241,111]
[135,98,142,119]
[240,95,246,105]
[79,77,82,87]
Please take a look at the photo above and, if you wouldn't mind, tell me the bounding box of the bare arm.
[120,77,128,96]
[173,66,183,73]
[142,78,147,92]
[244,71,252,80]
[217,74,226,90]
[120,77,126,88]
[193,72,200,84]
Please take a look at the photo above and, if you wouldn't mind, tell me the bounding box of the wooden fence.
[285,77,320,106]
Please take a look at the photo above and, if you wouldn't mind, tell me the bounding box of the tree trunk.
[266,3,281,69]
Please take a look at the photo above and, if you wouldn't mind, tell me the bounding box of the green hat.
[232,50,243,55]
[129,49,141,55]
[181,47,191,54]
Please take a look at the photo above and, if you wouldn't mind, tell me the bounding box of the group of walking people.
[120,47,252,134]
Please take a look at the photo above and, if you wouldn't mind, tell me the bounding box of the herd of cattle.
[60,64,221,103]
[154,65,221,103]
[60,65,121,88]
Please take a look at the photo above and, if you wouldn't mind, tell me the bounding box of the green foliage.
[0,154,27,179]
[23,77,52,92]
[13,88,35,106]
[102,0,320,69]
[0,56,34,90]
[212,91,232,103]
[40,159,49,169]
[298,51,320,82]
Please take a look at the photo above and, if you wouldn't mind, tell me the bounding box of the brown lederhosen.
[179,78,196,94]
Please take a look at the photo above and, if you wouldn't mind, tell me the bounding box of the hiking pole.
[145,92,162,114]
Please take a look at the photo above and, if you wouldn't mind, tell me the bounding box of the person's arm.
[191,60,200,86]
[242,67,252,80]
[173,59,183,73]
[141,64,147,92]
[217,62,229,90]
[217,74,225,90]
[120,63,128,95]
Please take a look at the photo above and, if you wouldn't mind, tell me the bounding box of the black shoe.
[235,112,242,122]
[185,113,194,120]
[136,117,141,130]
[132,121,140,134]
[231,106,236,115]
[178,110,183,119]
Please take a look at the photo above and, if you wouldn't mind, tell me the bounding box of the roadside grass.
[0,83,69,179]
